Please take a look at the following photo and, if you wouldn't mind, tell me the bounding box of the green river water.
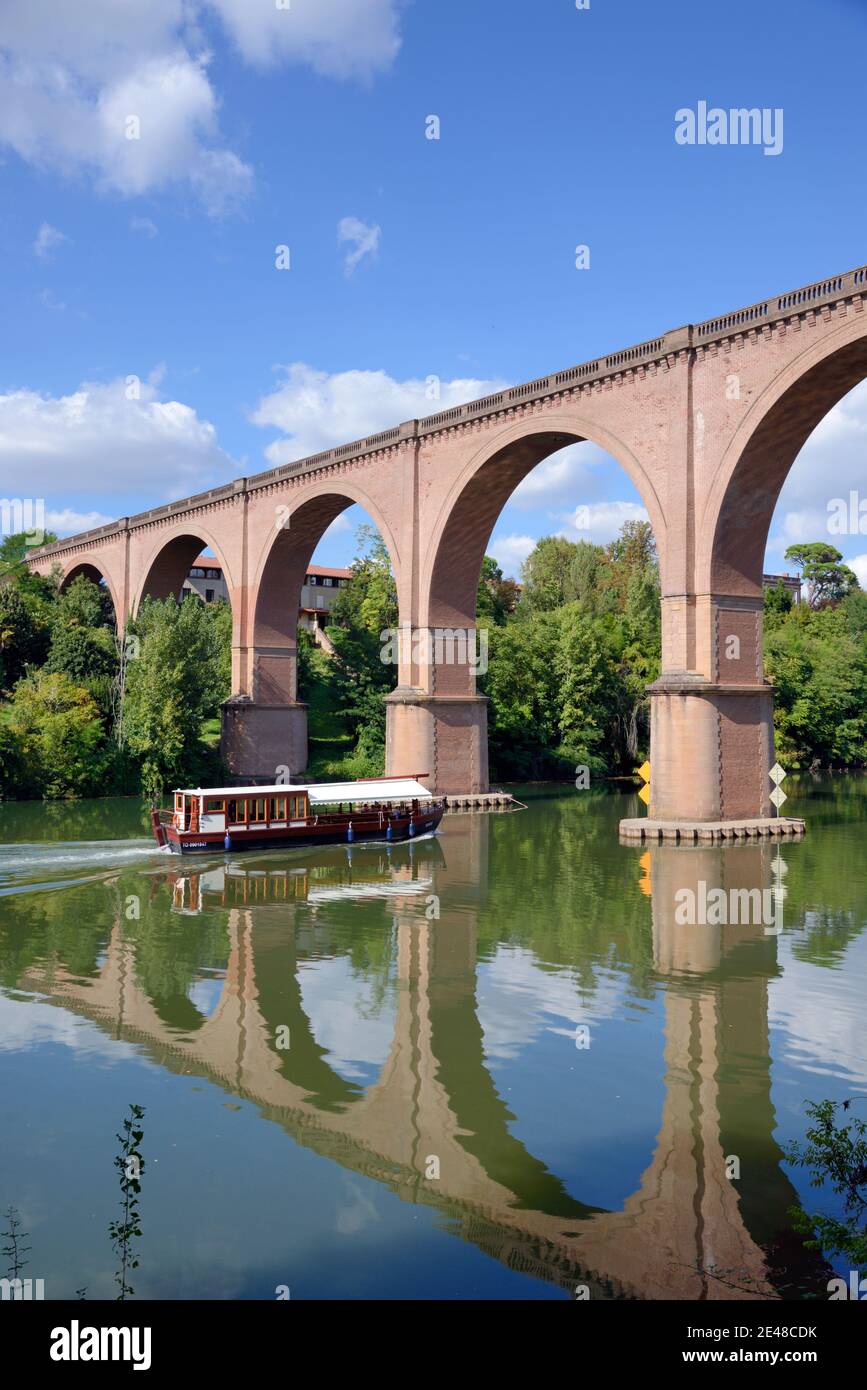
[0,777,864,1300]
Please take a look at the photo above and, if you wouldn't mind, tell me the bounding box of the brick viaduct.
[25,264,867,818]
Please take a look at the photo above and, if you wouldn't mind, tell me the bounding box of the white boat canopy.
[174,777,435,805]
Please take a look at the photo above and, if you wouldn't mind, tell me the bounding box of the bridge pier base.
[220,698,308,784]
[385,688,489,795]
[646,676,775,822]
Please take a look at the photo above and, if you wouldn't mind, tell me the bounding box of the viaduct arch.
[25,264,867,819]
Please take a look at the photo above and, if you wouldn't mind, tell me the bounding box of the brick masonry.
[25,265,867,811]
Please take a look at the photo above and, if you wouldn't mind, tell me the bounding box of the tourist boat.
[150,775,445,856]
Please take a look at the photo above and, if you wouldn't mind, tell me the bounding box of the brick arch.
[420,413,665,633]
[249,485,402,676]
[58,559,121,625]
[133,526,237,615]
[701,314,867,597]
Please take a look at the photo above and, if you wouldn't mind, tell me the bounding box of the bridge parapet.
[23,261,867,566]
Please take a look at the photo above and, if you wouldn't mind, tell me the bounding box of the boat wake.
[0,839,166,895]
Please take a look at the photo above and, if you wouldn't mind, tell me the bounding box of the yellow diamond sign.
[636,761,651,809]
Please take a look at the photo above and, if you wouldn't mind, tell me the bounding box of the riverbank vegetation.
[0,525,865,799]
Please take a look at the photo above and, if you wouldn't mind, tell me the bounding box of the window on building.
[190,567,204,577]
[322,576,333,586]
[207,568,221,579]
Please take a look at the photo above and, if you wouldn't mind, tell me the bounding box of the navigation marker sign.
[636,761,651,808]
[769,762,788,814]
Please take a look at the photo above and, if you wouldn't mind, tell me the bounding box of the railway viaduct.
[24,264,867,818]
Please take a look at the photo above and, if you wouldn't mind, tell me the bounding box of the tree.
[122,596,227,797]
[329,526,397,638]
[764,580,794,625]
[481,613,563,777]
[764,605,867,767]
[0,582,49,689]
[44,576,117,691]
[476,556,519,625]
[0,530,58,575]
[519,536,582,613]
[786,1099,867,1276]
[8,670,106,798]
[785,543,859,609]
[321,528,399,769]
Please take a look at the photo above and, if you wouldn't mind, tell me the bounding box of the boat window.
[253,797,266,822]
[275,796,287,819]
[205,798,225,814]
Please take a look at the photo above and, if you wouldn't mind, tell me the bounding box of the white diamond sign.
[770,786,787,809]
[769,763,787,787]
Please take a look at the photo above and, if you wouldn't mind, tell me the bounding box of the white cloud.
[33,221,67,259]
[45,507,115,535]
[338,216,381,276]
[251,363,509,464]
[512,441,614,504]
[206,0,402,80]
[0,1,403,212]
[769,379,867,562]
[558,499,649,545]
[487,534,537,578]
[0,374,233,500]
[130,216,159,237]
[850,554,867,587]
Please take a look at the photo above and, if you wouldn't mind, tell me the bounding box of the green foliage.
[0,529,58,574]
[786,1099,867,1274]
[7,670,108,798]
[109,1104,146,1301]
[477,556,519,625]
[764,580,794,626]
[764,604,867,767]
[306,528,398,765]
[0,580,50,688]
[785,542,859,609]
[122,596,228,797]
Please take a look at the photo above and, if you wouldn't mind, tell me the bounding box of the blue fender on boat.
[347,822,354,843]
[408,819,415,837]
[386,822,393,841]
[224,833,232,852]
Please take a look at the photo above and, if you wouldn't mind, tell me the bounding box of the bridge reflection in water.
[17,820,822,1301]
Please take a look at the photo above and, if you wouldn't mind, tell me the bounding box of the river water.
[0,777,864,1300]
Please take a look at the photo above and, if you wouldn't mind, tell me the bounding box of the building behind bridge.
[762,572,802,604]
[182,555,353,632]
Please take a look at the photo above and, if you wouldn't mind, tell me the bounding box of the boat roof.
[174,777,435,805]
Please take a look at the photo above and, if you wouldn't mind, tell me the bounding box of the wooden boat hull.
[153,806,444,855]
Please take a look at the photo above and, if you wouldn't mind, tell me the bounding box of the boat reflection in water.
[167,838,445,916]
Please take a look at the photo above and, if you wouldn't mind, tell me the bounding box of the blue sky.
[2,0,867,580]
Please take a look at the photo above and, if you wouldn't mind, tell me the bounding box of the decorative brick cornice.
[25,262,867,566]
